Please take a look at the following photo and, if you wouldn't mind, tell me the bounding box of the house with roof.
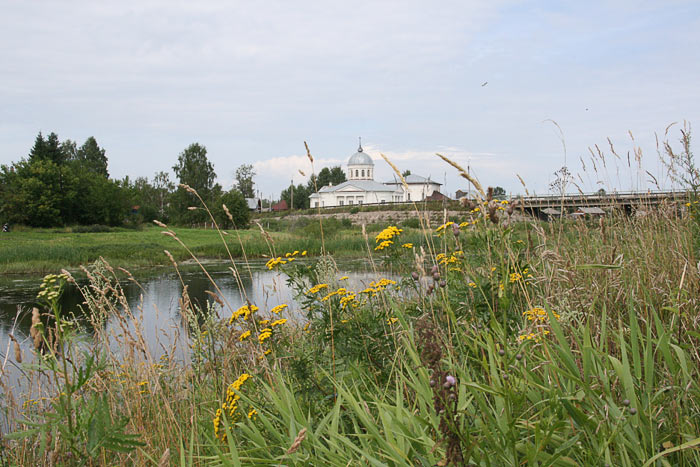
[384,174,442,202]
[309,141,442,208]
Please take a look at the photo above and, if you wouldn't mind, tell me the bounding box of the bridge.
[516,190,689,219]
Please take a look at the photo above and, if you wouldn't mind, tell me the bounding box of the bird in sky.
[481,81,488,87]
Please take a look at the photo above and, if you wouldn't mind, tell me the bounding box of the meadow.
[0,218,426,275]
[1,136,700,465]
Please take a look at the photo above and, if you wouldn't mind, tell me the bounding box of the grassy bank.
[0,220,428,275]
[2,192,699,465]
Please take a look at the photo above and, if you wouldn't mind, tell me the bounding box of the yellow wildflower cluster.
[370,278,396,289]
[321,287,348,302]
[375,225,403,243]
[270,304,288,314]
[468,282,477,288]
[339,293,357,309]
[386,317,399,325]
[239,330,251,342]
[258,328,272,343]
[340,275,349,280]
[523,307,560,322]
[229,304,259,324]
[518,330,550,342]
[686,201,699,207]
[37,273,69,301]
[435,221,454,235]
[401,243,413,249]
[375,240,393,251]
[270,318,287,327]
[213,373,252,440]
[265,251,306,270]
[361,278,397,296]
[509,272,522,283]
[437,251,462,266]
[307,283,329,295]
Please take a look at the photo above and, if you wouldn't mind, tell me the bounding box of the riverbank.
[2,207,698,465]
[0,222,427,275]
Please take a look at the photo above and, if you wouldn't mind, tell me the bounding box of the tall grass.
[1,132,699,465]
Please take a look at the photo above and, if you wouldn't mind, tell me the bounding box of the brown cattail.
[286,427,307,454]
[9,334,21,363]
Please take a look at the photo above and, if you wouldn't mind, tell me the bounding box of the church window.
[361,169,365,178]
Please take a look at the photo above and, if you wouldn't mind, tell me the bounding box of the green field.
[0,221,428,275]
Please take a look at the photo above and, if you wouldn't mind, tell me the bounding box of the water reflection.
[0,260,386,393]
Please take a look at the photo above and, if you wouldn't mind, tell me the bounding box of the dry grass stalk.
[9,334,21,363]
[435,153,486,201]
[30,307,42,351]
[286,427,307,454]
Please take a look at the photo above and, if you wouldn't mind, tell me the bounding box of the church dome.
[347,142,374,166]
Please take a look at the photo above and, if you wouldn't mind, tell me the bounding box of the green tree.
[493,186,506,199]
[280,183,310,210]
[402,169,412,177]
[312,166,346,191]
[76,137,109,177]
[211,189,250,229]
[234,164,256,198]
[152,171,174,219]
[28,132,65,165]
[172,143,216,224]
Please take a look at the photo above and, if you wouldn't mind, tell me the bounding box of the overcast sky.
[1,0,699,198]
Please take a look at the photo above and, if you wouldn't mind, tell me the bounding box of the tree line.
[0,133,252,228]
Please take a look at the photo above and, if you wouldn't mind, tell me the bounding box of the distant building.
[309,141,441,208]
[271,200,288,212]
[424,191,449,201]
[245,198,261,211]
[384,174,442,202]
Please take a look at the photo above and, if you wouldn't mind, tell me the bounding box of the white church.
[309,141,442,208]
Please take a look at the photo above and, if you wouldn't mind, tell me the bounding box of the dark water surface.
[0,259,387,398]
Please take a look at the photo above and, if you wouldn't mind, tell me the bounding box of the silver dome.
[347,146,374,166]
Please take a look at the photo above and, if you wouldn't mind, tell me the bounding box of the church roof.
[347,141,374,166]
[311,180,402,196]
[384,174,442,185]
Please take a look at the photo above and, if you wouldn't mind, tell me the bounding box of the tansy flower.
[270,304,288,314]
[387,317,399,325]
[307,283,329,294]
[239,330,251,342]
[271,318,287,327]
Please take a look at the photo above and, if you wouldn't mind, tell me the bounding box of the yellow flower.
[468,282,477,288]
[248,408,258,419]
[387,317,399,325]
[374,240,393,251]
[271,318,287,327]
[402,243,413,249]
[302,250,307,256]
[239,330,251,342]
[307,283,329,295]
[270,304,288,314]
[258,329,273,343]
[340,275,349,280]
[509,272,522,283]
[230,304,260,324]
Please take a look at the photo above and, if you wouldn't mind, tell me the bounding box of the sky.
[1,0,699,199]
